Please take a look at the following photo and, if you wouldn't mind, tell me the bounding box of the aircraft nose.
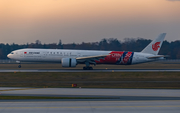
[7,54,11,58]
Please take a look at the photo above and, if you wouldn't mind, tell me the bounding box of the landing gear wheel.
[18,65,21,68]
[83,67,93,70]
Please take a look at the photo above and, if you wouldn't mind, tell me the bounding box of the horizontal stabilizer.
[147,55,169,59]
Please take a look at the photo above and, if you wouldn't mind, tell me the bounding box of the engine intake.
[61,58,77,67]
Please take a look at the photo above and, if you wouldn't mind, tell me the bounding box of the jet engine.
[61,58,77,67]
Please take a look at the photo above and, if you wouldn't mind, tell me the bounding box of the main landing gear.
[83,62,93,70]
[83,66,93,70]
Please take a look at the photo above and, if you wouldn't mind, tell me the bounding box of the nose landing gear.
[16,61,21,68]
[18,65,21,68]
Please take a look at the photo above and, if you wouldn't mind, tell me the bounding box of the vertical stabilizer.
[141,33,166,55]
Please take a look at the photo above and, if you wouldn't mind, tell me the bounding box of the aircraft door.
[77,53,81,57]
[42,51,48,58]
[20,52,24,57]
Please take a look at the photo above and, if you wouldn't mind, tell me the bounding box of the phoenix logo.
[152,42,160,51]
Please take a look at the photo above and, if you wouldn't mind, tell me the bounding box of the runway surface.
[0,69,180,72]
[0,88,180,113]
[1,88,180,98]
[0,100,179,113]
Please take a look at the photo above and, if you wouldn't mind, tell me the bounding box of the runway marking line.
[0,105,180,109]
[0,88,38,92]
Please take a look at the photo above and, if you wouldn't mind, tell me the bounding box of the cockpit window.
[10,52,14,54]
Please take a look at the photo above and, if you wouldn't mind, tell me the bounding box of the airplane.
[7,33,166,70]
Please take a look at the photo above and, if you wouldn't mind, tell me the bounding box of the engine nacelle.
[61,58,77,67]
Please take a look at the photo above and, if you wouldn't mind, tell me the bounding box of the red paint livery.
[95,51,134,65]
[152,42,160,51]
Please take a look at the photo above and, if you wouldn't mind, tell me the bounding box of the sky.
[0,0,180,44]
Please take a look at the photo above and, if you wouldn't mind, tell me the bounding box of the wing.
[76,54,110,64]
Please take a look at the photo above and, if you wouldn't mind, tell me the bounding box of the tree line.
[0,38,180,59]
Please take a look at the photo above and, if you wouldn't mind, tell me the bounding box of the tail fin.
[141,33,166,55]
